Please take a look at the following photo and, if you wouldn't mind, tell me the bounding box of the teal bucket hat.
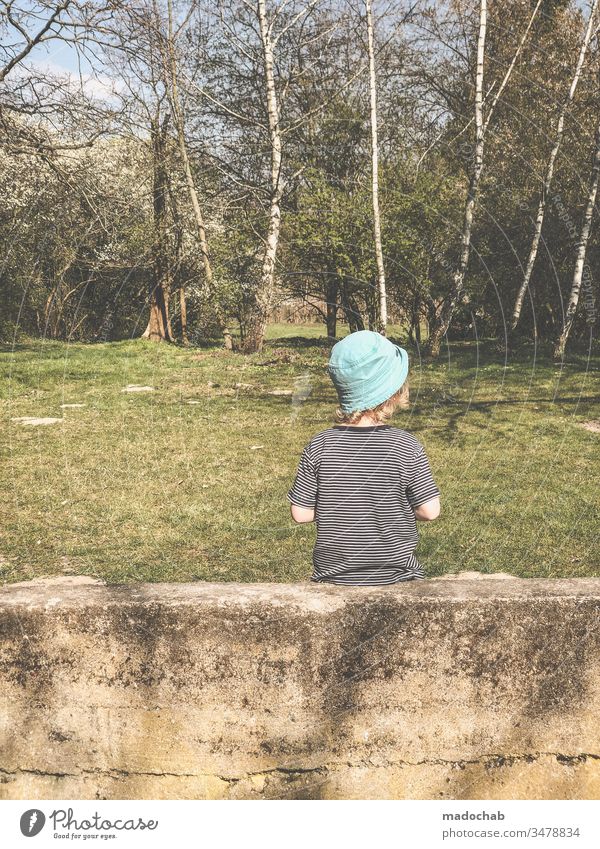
[328,330,409,414]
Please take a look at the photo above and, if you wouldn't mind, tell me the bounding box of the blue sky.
[30,37,96,75]
[21,30,118,101]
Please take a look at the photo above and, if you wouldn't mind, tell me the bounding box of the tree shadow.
[415,395,600,444]
[266,335,336,350]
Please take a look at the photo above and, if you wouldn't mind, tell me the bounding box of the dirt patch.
[580,420,600,433]
[122,385,154,393]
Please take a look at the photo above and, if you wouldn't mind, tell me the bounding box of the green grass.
[1,324,599,584]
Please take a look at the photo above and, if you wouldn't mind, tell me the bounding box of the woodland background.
[1,0,599,358]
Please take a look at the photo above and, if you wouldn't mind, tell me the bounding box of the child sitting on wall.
[287,330,440,586]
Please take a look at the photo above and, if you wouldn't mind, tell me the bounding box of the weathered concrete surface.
[1,575,599,800]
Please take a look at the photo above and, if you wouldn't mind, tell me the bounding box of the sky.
[22,38,125,101]
[6,0,593,99]
[10,8,117,101]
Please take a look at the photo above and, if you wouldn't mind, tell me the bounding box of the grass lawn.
[1,324,599,584]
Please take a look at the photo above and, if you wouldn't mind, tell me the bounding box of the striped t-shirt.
[287,425,439,586]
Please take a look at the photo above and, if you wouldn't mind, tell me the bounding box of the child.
[287,330,440,586]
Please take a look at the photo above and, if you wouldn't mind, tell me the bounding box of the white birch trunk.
[365,0,387,335]
[511,0,599,331]
[425,0,487,357]
[240,0,284,353]
[554,118,600,359]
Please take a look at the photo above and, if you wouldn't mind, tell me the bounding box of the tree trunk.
[511,0,598,332]
[238,0,283,354]
[367,295,378,331]
[365,0,387,335]
[143,115,174,343]
[554,117,600,359]
[167,167,190,346]
[421,0,540,356]
[424,0,487,358]
[341,284,365,333]
[179,285,189,345]
[409,296,422,345]
[144,284,172,342]
[326,278,338,338]
[240,288,270,354]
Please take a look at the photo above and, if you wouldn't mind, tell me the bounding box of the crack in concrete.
[223,765,328,784]
[382,752,600,768]
[1,752,599,784]
[0,767,223,780]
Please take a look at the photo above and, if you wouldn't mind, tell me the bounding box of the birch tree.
[510,0,599,333]
[553,117,600,359]
[238,0,285,354]
[365,0,386,334]
[199,0,329,353]
[423,0,542,357]
[238,0,324,353]
[422,0,486,358]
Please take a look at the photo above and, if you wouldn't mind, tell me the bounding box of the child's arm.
[407,444,440,521]
[290,504,315,523]
[413,496,440,522]
[287,443,317,523]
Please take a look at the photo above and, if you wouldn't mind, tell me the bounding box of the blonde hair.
[335,380,410,425]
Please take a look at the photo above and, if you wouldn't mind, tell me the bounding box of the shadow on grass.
[421,395,600,444]
[265,335,337,350]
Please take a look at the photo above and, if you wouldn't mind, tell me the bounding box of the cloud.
[20,57,124,102]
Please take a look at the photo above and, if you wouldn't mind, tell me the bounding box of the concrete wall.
[0,574,599,800]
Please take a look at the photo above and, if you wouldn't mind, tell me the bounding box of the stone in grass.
[11,417,63,426]
[60,403,86,409]
[580,420,600,433]
[122,384,155,392]
[268,389,293,396]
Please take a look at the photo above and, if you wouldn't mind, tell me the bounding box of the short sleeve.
[287,444,318,508]
[406,445,440,508]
